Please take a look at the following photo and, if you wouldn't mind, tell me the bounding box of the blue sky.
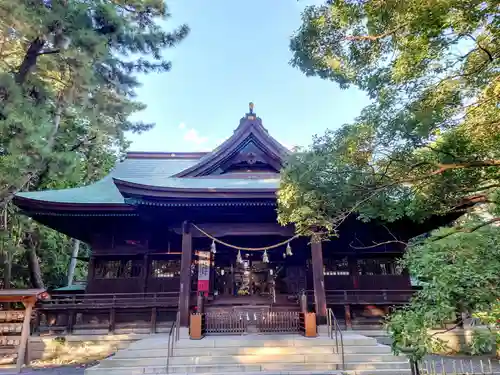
[127,0,371,152]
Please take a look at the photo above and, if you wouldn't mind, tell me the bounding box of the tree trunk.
[15,37,46,84]
[27,248,44,289]
[3,250,11,288]
[1,250,12,309]
[67,239,80,286]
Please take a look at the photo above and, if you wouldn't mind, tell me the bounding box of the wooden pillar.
[142,253,149,293]
[150,307,157,333]
[87,256,96,287]
[179,221,192,327]
[16,299,34,373]
[311,234,327,319]
[197,292,204,313]
[300,291,307,313]
[344,304,353,330]
[348,256,359,289]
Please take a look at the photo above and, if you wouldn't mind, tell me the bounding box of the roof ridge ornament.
[246,102,256,120]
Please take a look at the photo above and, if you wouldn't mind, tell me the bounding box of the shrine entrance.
[206,235,309,309]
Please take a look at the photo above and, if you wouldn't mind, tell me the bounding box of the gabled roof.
[13,105,289,211]
[175,109,289,177]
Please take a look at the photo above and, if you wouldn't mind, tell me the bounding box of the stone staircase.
[85,332,410,375]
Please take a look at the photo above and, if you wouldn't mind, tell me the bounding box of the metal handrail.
[327,308,345,371]
[166,311,179,374]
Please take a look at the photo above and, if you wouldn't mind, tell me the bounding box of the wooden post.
[109,308,116,333]
[197,292,204,314]
[150,307,157,333]
[87,256,96,288]
[348,256,359,289]
[142,253,149,293]
[16,299,34,372]
[179,221,192,327]
[300,291,307,313]
[67,310,74,334]
[344,304,353,330]
[310,234,327,319]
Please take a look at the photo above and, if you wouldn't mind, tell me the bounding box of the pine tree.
[0,0,189,288]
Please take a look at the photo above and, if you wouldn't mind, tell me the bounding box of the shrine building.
[13,104,431,333]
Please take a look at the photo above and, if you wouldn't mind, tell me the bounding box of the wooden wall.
[85,219,411,296]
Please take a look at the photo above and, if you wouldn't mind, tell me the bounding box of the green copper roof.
[52,284,86,292]
[15,158,200,204]
[15,157,280,205]
[117,176,279,190]
[15,111,287,206]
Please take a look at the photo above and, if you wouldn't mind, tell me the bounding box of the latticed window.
[150,260,181,278]
[324,257,350,276]
[95,259,142,279]
[357,258,403,276]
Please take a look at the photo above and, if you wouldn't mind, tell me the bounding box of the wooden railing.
[33,292,188,335]
[37,292,181,309]
[305,289,415,304]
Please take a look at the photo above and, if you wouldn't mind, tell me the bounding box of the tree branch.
[69,135,97,152]
[430,321,462,337]
[431,217,500,243]
[37,49,61,56]
[465,34,494,62]
[345,25,406,41]
[350,239,407,250]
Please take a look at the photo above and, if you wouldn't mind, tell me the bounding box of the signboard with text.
[197,251,211,294]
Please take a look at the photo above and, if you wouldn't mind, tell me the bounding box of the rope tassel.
[263,249,269,263]
[286,242,293,256]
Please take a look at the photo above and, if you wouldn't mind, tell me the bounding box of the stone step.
[172,335,377,349]
[132,338,378,351]
[102,353,404,367]
[88,361,410,375]
[167,361,410,373]
[172,344,391,357]
[115,344,391,358]
[169,354,404,366]
[86,368,411,375]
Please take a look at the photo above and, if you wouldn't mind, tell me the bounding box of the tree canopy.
[280,0,499,357]
[0,0,188,289]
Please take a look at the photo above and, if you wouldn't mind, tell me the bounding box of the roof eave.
[13,195,133,212]
[113,177,278,199]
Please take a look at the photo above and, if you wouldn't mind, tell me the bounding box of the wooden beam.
[172,222,295,238]
[16,298,35,372]
[178,221,192,327]
[311,234,327,319]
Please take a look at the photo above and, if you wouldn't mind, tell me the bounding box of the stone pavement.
[1,355,498,375]
[0,366,85,375]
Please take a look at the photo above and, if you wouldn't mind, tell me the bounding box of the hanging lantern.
[263,249,269,263]
[236,249,242,263]
[286,242,293,256]
[211,240,216,254]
